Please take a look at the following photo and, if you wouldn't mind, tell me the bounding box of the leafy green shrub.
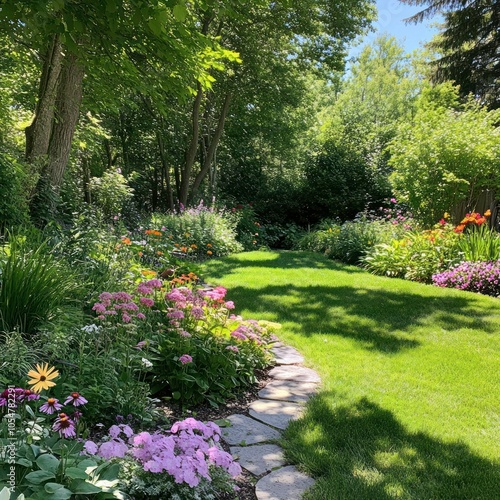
[151,202,243,259]
[147,284,277,407]
[297,217,406,265]
[388,84,500,226]
[89,168,134,220]
[89,280,276,408]
[362,226,459,282]
[0,235,81,335]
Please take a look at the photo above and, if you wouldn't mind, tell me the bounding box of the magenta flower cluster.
[92,280,162,323]
[0,388,39,408]
[84,417,241,488]
[164,285,229,332]
[432,260,500,297]
[1,387,88,439]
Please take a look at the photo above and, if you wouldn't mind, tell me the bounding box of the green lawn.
[202,251,500,499]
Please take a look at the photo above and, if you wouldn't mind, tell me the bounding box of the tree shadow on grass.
[283,394,500,499]
[225,284,499,353]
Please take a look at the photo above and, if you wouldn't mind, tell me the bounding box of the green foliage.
[120,461,237,500]
[302,143,376,225]
[319,36,421,198]
[0,412,123,499]
[402,0,500,109]
[149,288,277,406]
[151,204,243,259]
[0,235,81,335]
[0,330,41,387]
[362,227,459,283]
[388,83,500,226]
[456,225,500,262]
[89,168,134,220]
[297,216,408,265]
[0,154,31,230]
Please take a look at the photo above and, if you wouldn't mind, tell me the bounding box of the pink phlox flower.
[123,302,139,311]
[112,292,133,302]
[98,292,112,304]
[137,283,153,295]
[168,309,185,319]
[136,313,146,320]
[122,313,132,323]
[98,439,128,459]
[84,440,98,455]
[179,330,192,338]
[226,345,239,353]
[230,326,248,341]
[225,301,235,309]
[134,340,147,349]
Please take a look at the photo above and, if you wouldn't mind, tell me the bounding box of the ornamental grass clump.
[432,260,500,297]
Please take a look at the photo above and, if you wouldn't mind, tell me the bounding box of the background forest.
[1,0,498,236]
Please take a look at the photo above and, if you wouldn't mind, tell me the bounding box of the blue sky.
[348,0,442,59]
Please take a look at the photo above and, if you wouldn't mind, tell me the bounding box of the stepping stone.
[230,443,285,476]
[249,400,303,430]
[259,380,318,403]
[271,345,304,365]
[221,414,281,446]
[269,365,321,384]
[256,465,315,500]
[269,341,285,348]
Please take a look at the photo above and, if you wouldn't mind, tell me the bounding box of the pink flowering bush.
[148,283,279,406]
[85,418,242,499]
[432,260,500,297]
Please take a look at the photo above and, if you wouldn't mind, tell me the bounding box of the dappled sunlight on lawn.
[283,392,500,499]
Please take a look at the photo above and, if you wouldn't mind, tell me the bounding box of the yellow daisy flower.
[27,363,59,393]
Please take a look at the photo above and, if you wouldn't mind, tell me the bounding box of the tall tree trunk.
[46,52,84,190]
[190,92,231,201]
[179,82,203,206]
[82,155,91,203]
[156,129,175,211]
[25,34,63,161]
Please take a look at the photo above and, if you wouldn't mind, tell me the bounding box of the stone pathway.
[221,342,321,500]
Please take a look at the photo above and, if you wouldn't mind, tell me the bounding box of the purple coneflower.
[40,397,63,414]
[64,392,88,407]
[53,413,76,438]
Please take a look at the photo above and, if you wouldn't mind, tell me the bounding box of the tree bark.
[25,34,63,161]
[190,92,232,201]
[45,52,85,190]
[156,128,175,211]
[179,82,203,206]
